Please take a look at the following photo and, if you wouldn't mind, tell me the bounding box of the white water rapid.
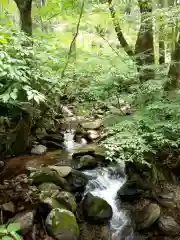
[84,167,134,240]
[64,129,134,240]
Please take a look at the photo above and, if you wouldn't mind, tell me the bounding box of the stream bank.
[0,113,129,240]
[1,108,180,240]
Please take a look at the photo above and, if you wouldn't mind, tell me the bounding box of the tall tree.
[14,0,32,36]
[158,0,165,64]
[108,0,154,82]
[165,0,180,90]
[135,0,154,82]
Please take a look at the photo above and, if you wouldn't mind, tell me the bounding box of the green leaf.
[0,71,7,77]
[10,231,23,240]
[7,223,20,232]
[1,236,14,240]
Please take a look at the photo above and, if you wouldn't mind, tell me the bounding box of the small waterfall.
[63,129,86,153]
[63,128,133,239]
[84,167,133,239]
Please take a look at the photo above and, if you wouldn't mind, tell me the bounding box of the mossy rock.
[55,191,77,213]
[30,168,70,191]
[46,208,79,240]
[48,166,72,177]
[73,144,106,159]
[82,193,113,224]
[77,155,98,170]
[38,182,61,193]
[80,119,102,130]
[65,170,88,193]
[42,197,66,210]
[39,182,61,200]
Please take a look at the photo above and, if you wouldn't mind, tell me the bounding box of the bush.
[102,96,180,166]
[0,26,46,106]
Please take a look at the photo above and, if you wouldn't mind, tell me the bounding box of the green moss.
[46,208,79,239]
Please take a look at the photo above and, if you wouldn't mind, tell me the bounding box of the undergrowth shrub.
[102,96,180,166]
[0,26,47,107]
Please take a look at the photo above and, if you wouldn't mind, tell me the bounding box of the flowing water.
[64,129,134,240]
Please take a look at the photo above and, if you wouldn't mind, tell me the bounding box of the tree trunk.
[164,0,180,91]
[14,0,32,36]
[165,37,180,90]
[158,0,165,64]
[135,0,154,82]
[108,0,154,82]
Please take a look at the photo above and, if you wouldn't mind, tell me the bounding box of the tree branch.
[60,0,85,79]
[107,0,134,57]
[39,0,85,117]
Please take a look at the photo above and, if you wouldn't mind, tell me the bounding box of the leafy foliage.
[102,95,180,166]
[0,26,46,106]
[0,222,22,240]
[1,0,180,168]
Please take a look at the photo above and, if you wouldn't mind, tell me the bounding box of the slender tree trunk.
[108,0,154,82]
[14,0,32,36]
[165,37,180,90]
[158,0,165,64]
[135,0,154,82]
[164,0,180,90]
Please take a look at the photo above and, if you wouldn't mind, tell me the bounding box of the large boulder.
[30,168,70,191]
[152,188,176,208]
[82,193,113,224]
[46,208,79,240]
[65,170,88,192]
[10,209,35,235]
[80,119,102,130]
[117,180,145,201]
[158,216,180,236]
[135,203,160,230]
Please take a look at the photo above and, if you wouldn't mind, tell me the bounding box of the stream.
[64,129,134,240]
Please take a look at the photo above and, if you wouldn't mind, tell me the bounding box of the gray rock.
[48,166,72,177]
[82,193,113,223]
[135,203,160,230]
[30,168,70,191]
[10,209,35,235]
[158,216,180,236]
[80,119,102,130]
[31,145,47,155]
[152,189,176,208]
[42,197,66,210]
[35,128,47,139]
[46,208,79,240]
[38,182,61,199]
[117,180,145,201]
[56,191,77,213]
[2,201,15,213]
[65,170,88,192]
[73,144,106,159]
[87,130,99,140]
[38,182,61,193]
